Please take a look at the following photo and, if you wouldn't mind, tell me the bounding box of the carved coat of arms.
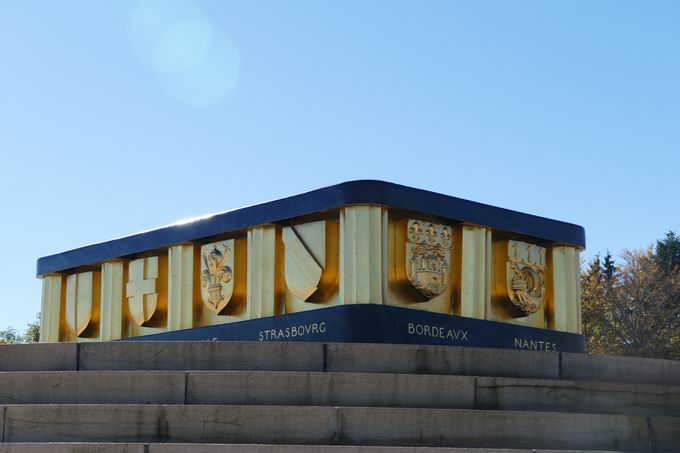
[65,271,98,337]
[200,240,234,314]
[126,256,159,327]
[506,240,546,315]
[406,220,452,299]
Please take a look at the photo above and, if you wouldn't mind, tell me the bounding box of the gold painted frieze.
[35,181,585,342]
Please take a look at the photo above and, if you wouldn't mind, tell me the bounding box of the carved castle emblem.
[406,220,452,299]
[200,240,234,313]
[506,240,546,315]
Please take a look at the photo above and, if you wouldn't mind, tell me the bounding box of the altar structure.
[37,180,585,351]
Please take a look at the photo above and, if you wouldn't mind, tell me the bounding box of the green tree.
[602,251,616,282]
[0,327,23,344]
[0,313,41,344]
[654,230,680,274]
[582,246,680,360]
[24,313,40,343]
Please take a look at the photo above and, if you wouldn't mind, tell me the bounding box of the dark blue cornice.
[36,180,585,276]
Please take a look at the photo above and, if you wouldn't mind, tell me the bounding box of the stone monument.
[37,180,584,351]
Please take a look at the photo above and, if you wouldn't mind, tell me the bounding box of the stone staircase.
[0,342,678,452]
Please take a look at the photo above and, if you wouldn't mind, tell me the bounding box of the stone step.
[1,405,678,451]
[0,444,626,453]
[0,371,678,417]
[1,342,679,386]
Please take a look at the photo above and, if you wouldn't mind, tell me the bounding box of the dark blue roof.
[36,180,585,276]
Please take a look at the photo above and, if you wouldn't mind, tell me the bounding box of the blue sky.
[1,1,679,330]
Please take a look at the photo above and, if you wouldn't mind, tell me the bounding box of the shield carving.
[200,240,234,313]
[126,257,159,326]
[506,240,546,315]
[406,220,452,299]
[65,271,100,337]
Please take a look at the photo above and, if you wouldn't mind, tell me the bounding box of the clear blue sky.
[1,1,679,331]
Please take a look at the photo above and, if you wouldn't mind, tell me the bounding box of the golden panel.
[456,226,491,319]
[493,240,546,318]
[126,256,162,327]
[168,244,201,330]
[100,261,124,341]
[65,271,101,338]
[40,275,63,343]
[340,206,385,305]
[386,217,454,314]
[547,246,581,333]
[282,220,339,303]
[248,227,285,318]
[200,241,235,314]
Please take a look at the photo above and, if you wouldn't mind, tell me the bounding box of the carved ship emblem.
[406,220,452,299]
[506,240,546,315]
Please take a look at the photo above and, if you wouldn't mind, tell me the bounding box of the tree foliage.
[0,327,23,345]
[655,230,680,274]
[24,313,40,343]
[582,244,680,360]
[0,313,41,344]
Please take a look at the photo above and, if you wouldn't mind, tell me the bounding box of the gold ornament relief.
[506,240,546,315]
[406,220,453,299]
[282,220,339,303]
[65,271,100,337]
[200,240,234,314]
[126,257,160,326]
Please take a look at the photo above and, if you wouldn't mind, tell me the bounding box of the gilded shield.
[126,256,159,326]
[505,240,546,315]
[65,271,100,337]
[200,240,234,313]
[282,220,339,303]
[406,220,452,299]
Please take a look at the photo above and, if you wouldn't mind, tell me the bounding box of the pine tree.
[654,231,680,274]
[602,251,616,283]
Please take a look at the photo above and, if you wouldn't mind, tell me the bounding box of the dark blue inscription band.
[126,304,585,353]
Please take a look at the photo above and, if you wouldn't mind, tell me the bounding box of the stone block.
[147,445,532,453]
[0,444,144,453]
[561,352,680,386]
[187,371,475,408]
[0,371,185,404]
[4,405,672,451]
[649,416,680,452]
[0,343,77,371]
[336,407,652,451]
[3,405,337,444]
[326,343,560,378]
[476,376,680,416]
[78,341,323,371]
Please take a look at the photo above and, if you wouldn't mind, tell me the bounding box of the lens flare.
[127,0,240,105]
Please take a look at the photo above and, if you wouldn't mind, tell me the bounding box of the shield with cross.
[126,256,159,326]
